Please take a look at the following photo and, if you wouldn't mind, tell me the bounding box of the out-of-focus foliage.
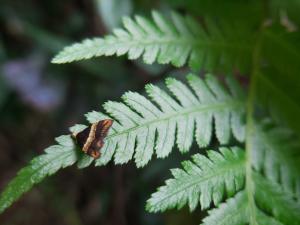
[97,0,133,32]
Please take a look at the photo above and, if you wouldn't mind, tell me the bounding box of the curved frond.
[83,74,245,168]
[0,73,245,214]
[146,147,245,213]
[52,11,253,71]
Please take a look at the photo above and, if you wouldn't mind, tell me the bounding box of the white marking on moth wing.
[82,122,98,152]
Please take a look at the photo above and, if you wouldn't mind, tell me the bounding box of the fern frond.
[254,172,300,225]
[204,121,300,225]
[52,11,253,71]
[201,191,248,225]
[145,117,300,224]
[252,121,300,197]
[201,172,300,225]
[0,135,78,213]
[0,73,245,214]
[202,189,287,225]
[84,74,245,168]
[256,210,285,225]
[146,147,245,213]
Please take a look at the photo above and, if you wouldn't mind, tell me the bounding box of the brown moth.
[72,119,113,159]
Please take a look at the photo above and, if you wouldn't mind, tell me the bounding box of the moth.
[72,119,113,159]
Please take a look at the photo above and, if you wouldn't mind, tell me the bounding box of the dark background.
[0,1,205,225]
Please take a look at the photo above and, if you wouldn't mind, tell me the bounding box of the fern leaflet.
[202,188,289,225]
[252,120,300,198]
[52,11,253,71]
[254,172,300,225]
[146,147,245,212]
[202,191,248,225]
[85,74,245,167]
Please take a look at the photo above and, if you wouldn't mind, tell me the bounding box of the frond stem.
[106,100,243,140]
[245,25,265,224]
[111,37,251,51]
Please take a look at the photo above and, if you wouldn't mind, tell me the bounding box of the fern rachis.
[0,73,245,213]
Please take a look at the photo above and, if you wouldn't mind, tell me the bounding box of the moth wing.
[87,139,102,159]
[73,119,113,159]
[74,126,91,149]
[95,119,113,139]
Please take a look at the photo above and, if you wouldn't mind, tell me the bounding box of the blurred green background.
[0,1,206,225]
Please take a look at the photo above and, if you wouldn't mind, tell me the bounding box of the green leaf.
[202,189,287,225]
[201,191,248,225]
[91,74,245,168]
[146,147,245,212]
[0,73,245,214]
[146,119,300,225]
[252,121,300,197]
[96,0,133,32]
[0,135,77,213]
[52,11,253,72]
[254,172,300,225]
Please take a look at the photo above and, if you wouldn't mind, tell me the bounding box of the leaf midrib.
[32,150,75,173]
[107,36,252,51]
[106,100,243,140]
[153,156,245,206]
